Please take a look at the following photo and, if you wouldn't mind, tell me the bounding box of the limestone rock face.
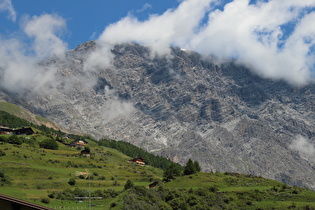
[2,41,315,189]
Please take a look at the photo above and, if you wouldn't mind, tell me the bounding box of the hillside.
[0,101,66,132]
[0,112,315,209]
[1,41,315,190]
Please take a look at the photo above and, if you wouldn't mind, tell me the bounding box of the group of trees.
[163,158,201,182]
[184,158,201,175]
[0,110,90,141]
[0,135,23,145]
[98,139,182,170]
[0,134,59,150]
[39,138,59,150]
[0,110,32,128]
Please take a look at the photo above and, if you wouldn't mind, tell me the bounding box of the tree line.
[98,138,182,170]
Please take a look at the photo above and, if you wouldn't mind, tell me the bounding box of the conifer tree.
[183,158,196,175]
[163,162,181,182]
[194,160,201,172]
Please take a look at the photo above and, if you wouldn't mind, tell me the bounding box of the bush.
[39,139,58,150]
[124,179,134,190]
[110,202,117,208]
[0,150,6,157]
[0,136,7,142]
[68,178,76,186]
[0,170,11,186]
[41,198,50,204]
[7,135,22,145]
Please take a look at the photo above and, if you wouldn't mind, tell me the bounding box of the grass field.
[0,133,315,209]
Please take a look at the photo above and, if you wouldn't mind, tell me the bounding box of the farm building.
[129,157,145,165]
[80,149,90,157]
[69,139,88,147]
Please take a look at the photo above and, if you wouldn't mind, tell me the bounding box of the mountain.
[1,41,315,190]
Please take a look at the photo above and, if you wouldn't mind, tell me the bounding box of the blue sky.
[0,0,315,87]
[0,0,182,49]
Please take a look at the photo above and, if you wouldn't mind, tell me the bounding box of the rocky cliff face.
[1,41,315,189]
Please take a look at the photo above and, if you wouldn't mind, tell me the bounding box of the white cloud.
[23,14,68,58]
[289,135,315,157]
[0,38,57,95]
[188,0,315,85]
[136,3,152,13]
[98,0,214,57]
[96,0,315,85]
[100,86,135,123]
[0,14,67,95]
[83,41,114,71]
[0,0,16,22]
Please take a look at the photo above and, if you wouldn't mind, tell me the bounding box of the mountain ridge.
[1,41,315,190]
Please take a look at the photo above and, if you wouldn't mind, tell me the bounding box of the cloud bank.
[1,0,315,96]
[23,14,68,58]
[0,14,67,95]
[97,0,315,85]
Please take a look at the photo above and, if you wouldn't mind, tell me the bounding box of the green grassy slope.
[0,136,163,209]
[0,135,315,209]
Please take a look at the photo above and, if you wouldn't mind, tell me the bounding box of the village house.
[129,157,145,165]
[0,127,34,135]
[69,139,88,148]
[13,128,34,135]
[0,126,12,135]
[80,149,90,157]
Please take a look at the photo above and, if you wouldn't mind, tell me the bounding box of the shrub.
[78,175,85,179]
[41,198,50,204]
[7,135,22,145]
[48,193,55,198]
[110,202,117,208]
[0,136,7,142]
[68,178,76,186]
[0,150,6,157]
[39,139,58,150]
[124,179,134,190]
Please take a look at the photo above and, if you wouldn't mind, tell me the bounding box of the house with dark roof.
[0,126,13,135]
[13,128,34,135]
[80,149,90,157]
[0,127,34,135]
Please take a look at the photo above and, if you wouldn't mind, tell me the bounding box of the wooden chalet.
[0,127,34,135]
[129,157,145,165]
[69,139,88,147]
[0,126,13,135]
[80,149,91,157]
[13,128,34,135]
